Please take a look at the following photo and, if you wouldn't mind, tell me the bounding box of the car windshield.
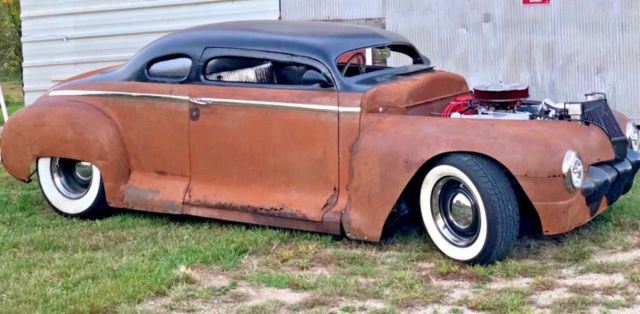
[337,44,429,78]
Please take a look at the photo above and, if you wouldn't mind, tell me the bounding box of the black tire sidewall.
[422,154,519,264]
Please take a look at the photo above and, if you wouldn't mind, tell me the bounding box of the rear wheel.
[37,157,108,218]
[420,154,519,264]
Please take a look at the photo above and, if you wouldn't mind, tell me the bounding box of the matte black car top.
[154,20,414,64]
[61,20,431,92]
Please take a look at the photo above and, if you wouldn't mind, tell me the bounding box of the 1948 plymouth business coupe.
[1,21,639,264]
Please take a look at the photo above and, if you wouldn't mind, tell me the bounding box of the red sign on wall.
[523,0,550,5]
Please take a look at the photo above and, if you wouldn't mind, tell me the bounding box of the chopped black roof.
[65,20,428,92]
[135,20,414,66]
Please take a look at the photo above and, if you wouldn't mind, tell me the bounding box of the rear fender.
[343,113,615,241]
[0,98,130,206]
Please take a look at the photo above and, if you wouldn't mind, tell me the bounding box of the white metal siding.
[21,0,279,104]
[281,0,385,21]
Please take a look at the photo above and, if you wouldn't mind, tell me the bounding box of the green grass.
[0,164,638,313]
[552,295,594,313]
[466,288,530,314]
[1,101,21,117]
[0,101,22,126]
[0,169,335,312]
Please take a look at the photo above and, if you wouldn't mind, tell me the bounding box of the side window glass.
[204,56,332,88]
[147,57,192,80]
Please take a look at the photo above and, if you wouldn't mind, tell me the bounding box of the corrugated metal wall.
[281,0,385,21]
[20,0,279,104]
[282,0,640,122]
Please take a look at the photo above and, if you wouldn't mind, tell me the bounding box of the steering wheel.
[341,52,367,76]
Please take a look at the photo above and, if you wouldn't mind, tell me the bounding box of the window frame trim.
[196,48,337,91]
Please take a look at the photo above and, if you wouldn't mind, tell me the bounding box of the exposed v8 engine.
[443,82,629,157]
[443,82,626,140]
[443,82,531,120]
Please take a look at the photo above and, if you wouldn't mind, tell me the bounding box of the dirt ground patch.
[592,248,640,264]
[134,246,640,314]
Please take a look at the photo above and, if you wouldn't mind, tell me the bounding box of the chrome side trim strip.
[338,106,361,113]
[191,97,361,113]
[49,89,189,102]
[49,90,361,113]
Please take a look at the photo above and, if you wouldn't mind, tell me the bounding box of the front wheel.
[420,154,519,264]
[37,157,108,218]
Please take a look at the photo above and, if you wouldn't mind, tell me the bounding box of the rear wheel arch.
[1,100,131,206]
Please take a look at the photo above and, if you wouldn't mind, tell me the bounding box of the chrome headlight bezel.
[626,122,639,152]
[562,150,585,192]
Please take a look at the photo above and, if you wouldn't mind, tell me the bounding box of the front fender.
[0,98,130,206]
[343,114,615,241]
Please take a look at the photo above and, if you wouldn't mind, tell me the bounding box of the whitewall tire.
[420,154,519,264]
[37,157,108,218]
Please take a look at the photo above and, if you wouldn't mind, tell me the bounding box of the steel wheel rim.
[430,176,480,247]
[50,157,94,199]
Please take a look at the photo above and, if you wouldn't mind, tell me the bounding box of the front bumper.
[582,148,640,216]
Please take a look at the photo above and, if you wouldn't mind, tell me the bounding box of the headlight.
[562,150,584,192]
[626,122,639,152]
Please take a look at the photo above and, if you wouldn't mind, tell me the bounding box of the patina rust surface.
[344,114,614,240]
[361,71,470,114]
[187,85,340,222]
[0,70,622,241]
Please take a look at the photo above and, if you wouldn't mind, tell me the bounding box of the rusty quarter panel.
[0,99,130,207]
[2,81,193,212]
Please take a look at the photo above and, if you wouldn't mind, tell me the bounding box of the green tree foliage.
[0,0,22,80]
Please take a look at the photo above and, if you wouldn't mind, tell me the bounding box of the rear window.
[147,57,192,80]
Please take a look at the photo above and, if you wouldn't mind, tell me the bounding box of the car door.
[186,48,339,222]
